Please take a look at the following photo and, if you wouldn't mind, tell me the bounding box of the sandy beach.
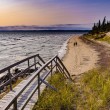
[63,36,99,76]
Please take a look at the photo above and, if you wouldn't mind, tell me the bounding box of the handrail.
[0,54,45,91]
[0,54,72,110]
[0,62,39,89]
[0,54,39,73]
[56,56,70,77]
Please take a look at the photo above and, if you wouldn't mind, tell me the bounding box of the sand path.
[63,36,99,76]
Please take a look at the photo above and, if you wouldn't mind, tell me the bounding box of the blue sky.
[0,0,110,26]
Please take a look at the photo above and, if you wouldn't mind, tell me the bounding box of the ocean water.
[0,31,83,69]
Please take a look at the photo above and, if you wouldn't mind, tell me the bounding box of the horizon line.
[0,23,93,27]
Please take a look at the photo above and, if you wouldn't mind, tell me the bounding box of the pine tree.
[101,16,106,32]
[106,21,109,32]
[98,20,101,32]
[91,23,96,34]
[90,17,110,35]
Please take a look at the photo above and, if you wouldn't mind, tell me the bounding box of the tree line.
[90,17,110,34]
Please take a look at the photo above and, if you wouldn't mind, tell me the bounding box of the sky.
[0,0,110,26]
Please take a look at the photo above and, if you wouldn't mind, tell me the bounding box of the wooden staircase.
[0,55,72,110]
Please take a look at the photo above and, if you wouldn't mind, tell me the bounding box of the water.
[0,31,83,69]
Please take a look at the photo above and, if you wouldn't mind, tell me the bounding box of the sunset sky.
[0,0,110,26]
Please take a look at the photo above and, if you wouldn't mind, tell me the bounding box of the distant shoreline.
[0,30,90,32]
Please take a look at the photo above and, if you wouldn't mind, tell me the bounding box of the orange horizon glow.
[0,0,110,26]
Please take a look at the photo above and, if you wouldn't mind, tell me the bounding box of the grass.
[84,32,110,44]
[98,35,110,43]
[33,72,75,110]
[75,68,110,110]
[33,69,110,110]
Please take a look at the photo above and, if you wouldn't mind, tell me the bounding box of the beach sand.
[63,36,99,76]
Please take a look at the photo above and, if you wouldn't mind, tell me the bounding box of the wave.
[58,37,71,59]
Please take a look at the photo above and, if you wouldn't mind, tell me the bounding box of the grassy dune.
[33,69,110,110]
[33,73,75,110]
[84,33,110,44]
[76,69,110,110]
[32,33,110,109]
[98,35,110,43]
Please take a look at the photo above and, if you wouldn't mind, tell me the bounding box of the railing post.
[28,59,30,68]
[51,61,53,77]
[56,57,58,72]
[8,69,12,91]
[38,73,40,99]
[63,67,64,74]
[34,57,37,69]
[13,98,17,110]
[38,54,45,64]
[28,59,30,74]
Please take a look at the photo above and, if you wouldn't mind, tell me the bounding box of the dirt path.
[83,38,110,68]
[63,36,99,76]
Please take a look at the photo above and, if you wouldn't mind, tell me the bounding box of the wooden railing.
[0,54,45,91]
[0,55,72,110]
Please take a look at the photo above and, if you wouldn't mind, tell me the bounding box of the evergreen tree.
[101,16,106,32]
[106,21,109,32]
[91,23,96,34]
[98,20,101,32]
[90,16,110,34]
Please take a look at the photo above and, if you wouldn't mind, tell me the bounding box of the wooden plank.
[16,71,49,110]
[0,73,7,79]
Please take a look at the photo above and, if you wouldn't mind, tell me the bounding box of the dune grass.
[76,69,110,110]
[33,73,76,110]
[33,68,110,110]
[84,32,110,44]
[98,35,110,43]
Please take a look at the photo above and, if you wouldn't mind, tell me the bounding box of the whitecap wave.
[58,37,71,59]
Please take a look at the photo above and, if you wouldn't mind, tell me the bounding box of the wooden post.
[8,69,12,91]
[28,59,30,68]
[28,59,30,74]
[51,61,53,77]
[56,57,58,72]
[13,98,17,110]
[63,67,64,74]
[34,57,37,69]
[37,54,45,64]
[38,73,40,99]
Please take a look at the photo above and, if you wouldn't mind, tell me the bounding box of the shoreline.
[62,35,99,76]
[58,34,83,60]
[57,37,71,59]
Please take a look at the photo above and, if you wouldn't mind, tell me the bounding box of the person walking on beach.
[74,42,77,46]
[76,42,77,46]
